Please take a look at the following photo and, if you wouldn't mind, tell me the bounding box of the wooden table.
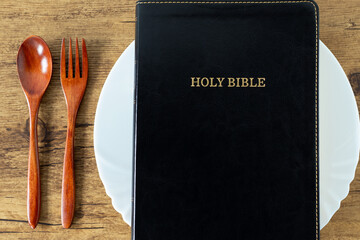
[0,0,359,239]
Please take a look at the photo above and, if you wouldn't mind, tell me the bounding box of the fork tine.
[60,38,66,79]
[75,38,80,78]
[82,39,88,80]
[68,38,73,78]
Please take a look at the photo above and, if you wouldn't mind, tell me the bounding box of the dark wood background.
[0,0,359,239]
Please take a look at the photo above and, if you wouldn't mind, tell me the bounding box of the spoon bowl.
[17,36,52,97]
[17,35,52,229]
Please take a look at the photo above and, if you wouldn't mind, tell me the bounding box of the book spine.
[131,3,141,240]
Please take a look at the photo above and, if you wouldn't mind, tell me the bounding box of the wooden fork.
[60,38,88,228]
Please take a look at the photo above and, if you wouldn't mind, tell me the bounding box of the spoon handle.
[27,105,41,229]
[61,113,76,228]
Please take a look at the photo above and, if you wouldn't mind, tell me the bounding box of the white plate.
[94,41,360,229]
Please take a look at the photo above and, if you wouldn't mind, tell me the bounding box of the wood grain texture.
[0,0,359,239]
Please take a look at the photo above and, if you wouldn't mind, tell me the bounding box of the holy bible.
[133,1,319,239]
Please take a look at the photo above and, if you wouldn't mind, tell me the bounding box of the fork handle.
[61,115,76,228]
[28,104,41,229]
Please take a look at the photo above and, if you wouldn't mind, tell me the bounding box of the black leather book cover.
[133,1,319,239]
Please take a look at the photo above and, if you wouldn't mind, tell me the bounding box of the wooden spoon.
[17,35,52,229]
